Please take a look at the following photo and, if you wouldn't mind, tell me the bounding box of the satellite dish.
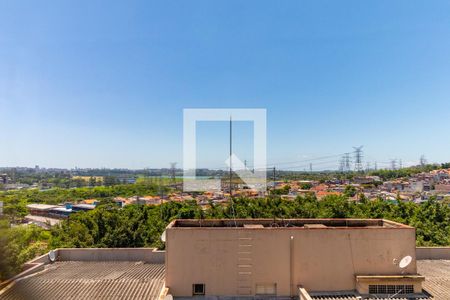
[164,295,173,300]
[399,255,412,268]
[161,230,166,242]
[48,250,56,262]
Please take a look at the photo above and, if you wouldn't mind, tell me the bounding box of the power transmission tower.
[170,162,177,184]
[399,159,403,169]
[420,155,427,167]
[309,163,313,172]
[339,157,345,172]
[353,146,364,172]
[272,167,276,187]
[391,159,397,170]
[159,174,164,199]
[344,153,351,172]
[374,161,378,171]
[366,162,370,172]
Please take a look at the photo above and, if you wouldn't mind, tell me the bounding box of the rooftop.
[26,204,58,210]
[417,259,450,299]
[0,248,165,300]
[169,218,412,229]
[0,261,165,300]
[309,294,430,300]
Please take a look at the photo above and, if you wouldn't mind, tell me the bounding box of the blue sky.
[1,1,450,169]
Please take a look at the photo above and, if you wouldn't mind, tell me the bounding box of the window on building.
[255,283,277,295]
[193,284,205,295]
[368,285,414,295]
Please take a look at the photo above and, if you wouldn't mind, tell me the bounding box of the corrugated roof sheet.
[0,261,164,300]
[311,294,430,300]
[418,259,450,300]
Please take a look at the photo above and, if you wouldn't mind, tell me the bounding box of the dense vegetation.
[1,178,450,281]
[0,220,51,281]
[49,195,450,249]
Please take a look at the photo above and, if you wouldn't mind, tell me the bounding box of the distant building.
[0,174,8,184]
[25,202,96,228]
[26,204,59,216]
[72,204,96,212]
[3,183,30,190]
[434,184,450,194]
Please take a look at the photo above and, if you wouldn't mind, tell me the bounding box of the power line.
[199,150,358,172]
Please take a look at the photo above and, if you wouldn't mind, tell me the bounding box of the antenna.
[229,116,233,198]
[227,115,237,227]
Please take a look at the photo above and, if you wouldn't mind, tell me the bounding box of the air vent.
[368,284,414,294]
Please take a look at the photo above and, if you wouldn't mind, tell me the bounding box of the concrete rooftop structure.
[165,219,424,298]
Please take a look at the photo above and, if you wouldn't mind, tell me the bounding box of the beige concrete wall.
[166,225,416,297]
[416,247,450,260]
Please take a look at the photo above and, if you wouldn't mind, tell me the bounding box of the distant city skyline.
[1,1,450,169]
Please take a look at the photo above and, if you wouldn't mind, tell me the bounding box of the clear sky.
[1,1,450,170]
